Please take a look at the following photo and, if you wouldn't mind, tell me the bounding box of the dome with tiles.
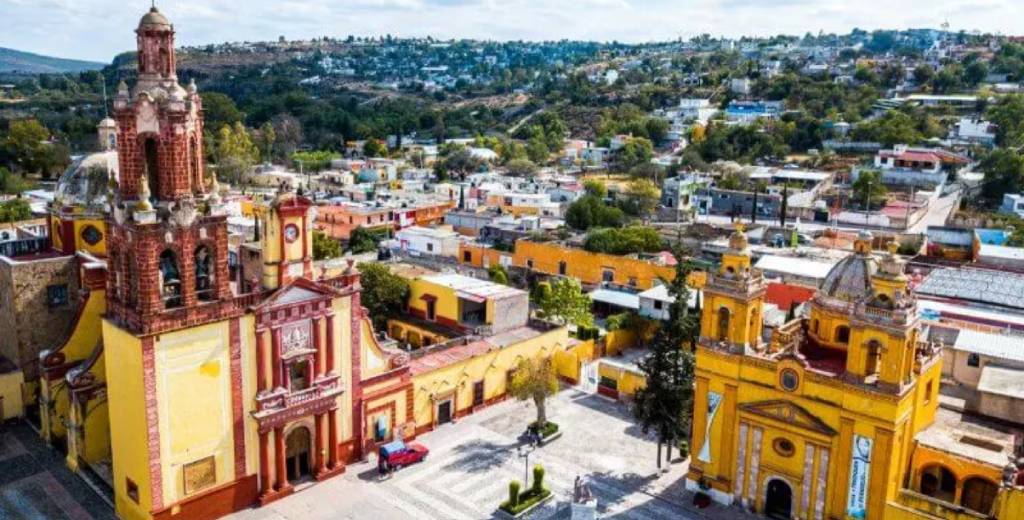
[818,248,878,302]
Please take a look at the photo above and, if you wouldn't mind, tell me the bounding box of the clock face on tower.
[284,224,299,243]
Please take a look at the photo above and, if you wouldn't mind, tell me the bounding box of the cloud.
[1,0,1022,62]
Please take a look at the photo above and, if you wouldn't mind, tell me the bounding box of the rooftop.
[422,273,524,300]
[916,267,1024,311]
[952,329,1024,363]
[916,407,1019,468]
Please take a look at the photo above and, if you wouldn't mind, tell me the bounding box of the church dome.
[818,251,878,302]
[139,7,171,29]
[54,151,120,209]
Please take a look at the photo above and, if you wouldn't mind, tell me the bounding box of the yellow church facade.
[688,228,1024,520]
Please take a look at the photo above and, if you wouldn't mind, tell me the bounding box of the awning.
[419,294,438,302]
[456,291,486,304]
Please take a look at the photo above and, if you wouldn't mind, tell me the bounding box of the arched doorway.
[919,464,957,503]
[961,477,998,514]
[764,479,793,519]
[285,426,312,483]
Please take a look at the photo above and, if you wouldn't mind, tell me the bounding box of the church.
[32,7,570,520]
[688,226,1024,519]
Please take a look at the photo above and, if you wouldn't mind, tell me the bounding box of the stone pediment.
[738,400,837,437]
[256,278,334,310]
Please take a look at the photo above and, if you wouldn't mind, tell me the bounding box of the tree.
[622,179,660,222]
[852,170,888,210]
[312,230,342,260]
[214,122,259,184]
[633,246,699,469]
[0,198,32,223]
[363,138,387,158]
[256,122,276,162]
[358,262,410,329]
[584,226,664,255]
[2,119,68,179]
[201,92,244,130]
[913,64,935,86]
[508,356,559,430]
[0,167,32,195]
[505,158,538,177]
[779,183,789,227]
[850,111,923,147]
[565,195,625,231]
[536,278,592,328]
[614,137,654,171]
[348,226,385,254]
[270,113,304,157]
[980,149,1024,203]
[488,264,510,285]
[987,94,1024,148]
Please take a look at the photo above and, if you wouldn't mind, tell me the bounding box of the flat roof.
[916,268,1024,310]
[977,365,1024,400]
[588,288,639,310]
[952,329,1024,362]
[979,243,1024,261]
[916,407,1017,468]
[755,255,836,280]
[422,273,524,299]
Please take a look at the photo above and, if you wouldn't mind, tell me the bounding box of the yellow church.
[30,7,571,520]
[688,226,1024,519]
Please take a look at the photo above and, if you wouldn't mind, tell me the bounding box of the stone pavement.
[229,388,759,520]
[0,420,115,520]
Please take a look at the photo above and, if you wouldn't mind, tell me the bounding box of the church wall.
[153,320,237,507]
[332,295,355,455]
[103,320,152,520]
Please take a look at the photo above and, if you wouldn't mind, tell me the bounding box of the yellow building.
[459,238,705,290]
[688,227,1024,520]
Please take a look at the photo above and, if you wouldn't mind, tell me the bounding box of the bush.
[583,226,664,255]
[678,439,690,460]
[532,465,545,494]
[500,483,552,516]
[529,420,559,439]
[508,480,521,509]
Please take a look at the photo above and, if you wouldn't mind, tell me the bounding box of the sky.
[2,0,1023,62]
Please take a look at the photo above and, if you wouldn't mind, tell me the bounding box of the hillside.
[0,47,104,74]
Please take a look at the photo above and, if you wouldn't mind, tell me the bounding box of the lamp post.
[517,443,536,489]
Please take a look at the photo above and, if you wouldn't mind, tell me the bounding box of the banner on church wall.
[697,391,723,463]
[846,434,873,519]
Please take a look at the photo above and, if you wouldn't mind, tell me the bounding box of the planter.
[538,430,562,446]
[497,490,553,519]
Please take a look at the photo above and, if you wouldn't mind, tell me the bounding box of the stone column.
[274,426,289,491]
[328,409,339,468]
[325,313,335,374]
[255,328,267,392]
[271,327,283,389]
[259,431,273,498]
[312,316,323,378]
[315,413,326,477]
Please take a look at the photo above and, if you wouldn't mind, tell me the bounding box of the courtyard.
[228,387,742,520]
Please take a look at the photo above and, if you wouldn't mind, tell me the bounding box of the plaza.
[226,388,725,520]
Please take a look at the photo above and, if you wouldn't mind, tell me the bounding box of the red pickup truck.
[378,440,429,472]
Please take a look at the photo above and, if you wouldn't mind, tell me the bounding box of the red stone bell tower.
[105,6,236,335]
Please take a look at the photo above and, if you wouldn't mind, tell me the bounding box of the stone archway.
[764,478,793,519]
[285,426,312,483]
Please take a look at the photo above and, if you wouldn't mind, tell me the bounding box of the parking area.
[229,388,738,520]
[0,420,115,520]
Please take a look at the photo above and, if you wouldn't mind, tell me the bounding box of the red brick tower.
[105,6,237,335]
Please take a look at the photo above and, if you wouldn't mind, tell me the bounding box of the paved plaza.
[0,420,115,520]
[229,388,750,520]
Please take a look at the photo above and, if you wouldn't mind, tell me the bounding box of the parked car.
[378,440,429,472]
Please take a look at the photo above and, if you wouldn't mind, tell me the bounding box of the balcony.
[253,374,343,431]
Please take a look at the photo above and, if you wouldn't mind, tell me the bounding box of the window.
[47,284,69,308]
[473,381,484,406]
[144,138,160,200]
[426,243,434,252]
[126,478,139,504]
[602,268,614,283]
[558,261,567,276]
[653,300,663,310]
[925,380,933,404]
[967,353,980,367]
[772,437,795,457]
[426,299,436,321]
[159,250,182,308]
[628,277,637,287]
[463,251,472,263]
[779,368,799,391]
[194,245,214,301]
[288,361,310,391]
[865,340,882,377]
[961,477,999,514]
[717,307,731,341]
[598,376,618,391]
[835,325,850,344]
[526,258,534,269]
[80,225,102,246]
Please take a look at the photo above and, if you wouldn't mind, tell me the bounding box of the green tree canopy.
[536,278,592,328]
[0,198,33,223]
[508,356,559,429]
[358,262,410,329]
[852,170,888,209]
[312,230,342,260]
[584,226,664,255]
[213,122,259,184]
[980,149,1024,204]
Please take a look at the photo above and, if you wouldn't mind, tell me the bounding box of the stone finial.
[209,172,222,204]
[137,175,154,211]
[116,80,129,98]
[188,78,197,94]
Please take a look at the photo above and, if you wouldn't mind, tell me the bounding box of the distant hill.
[0,47,104,74]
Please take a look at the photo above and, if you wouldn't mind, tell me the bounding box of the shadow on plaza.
[443,438,522,474]
[567,392,661,443]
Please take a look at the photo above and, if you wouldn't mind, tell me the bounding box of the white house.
[393,226,461,257]
[637,284,700,321]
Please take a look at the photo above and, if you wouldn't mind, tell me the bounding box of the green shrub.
[679,439,690,459]
[508,480,520,508]
[532,465,545,494]
[529,420,559,438]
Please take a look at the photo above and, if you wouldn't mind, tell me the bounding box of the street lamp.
[517,443,536,489]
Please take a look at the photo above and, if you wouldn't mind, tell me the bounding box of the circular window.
[81,225,103,246]
[773,438,796,457]
[779,368,799,392]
